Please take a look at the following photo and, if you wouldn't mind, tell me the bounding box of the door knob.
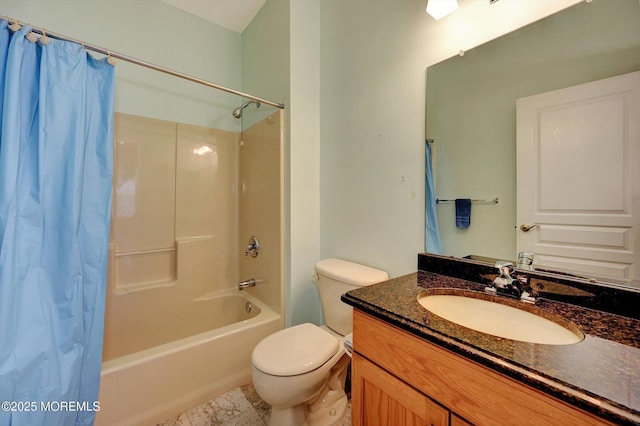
[519,223,539,232]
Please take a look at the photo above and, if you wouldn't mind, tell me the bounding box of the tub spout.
[238,278,257,290]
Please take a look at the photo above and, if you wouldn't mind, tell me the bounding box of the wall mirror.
[425,0,640,288]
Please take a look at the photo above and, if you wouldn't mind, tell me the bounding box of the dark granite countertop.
[342,257,640,425]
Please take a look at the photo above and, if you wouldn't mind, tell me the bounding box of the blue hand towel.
[455,198,471,228]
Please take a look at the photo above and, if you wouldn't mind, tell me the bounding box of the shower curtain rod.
[1,16,285,110]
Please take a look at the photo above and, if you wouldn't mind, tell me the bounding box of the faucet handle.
[495,260,514,268]
[486,261,537,303]
[499,265,513,280]
[489,261,521,298]
[494,261,514,280]
[244,236,260,258]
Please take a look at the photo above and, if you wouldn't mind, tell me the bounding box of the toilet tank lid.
[252,323,340,376]
[315,258,389,286]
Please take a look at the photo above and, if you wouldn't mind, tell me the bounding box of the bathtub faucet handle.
[245,236,260,258]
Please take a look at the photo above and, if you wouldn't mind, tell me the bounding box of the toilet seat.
[252,323,340,376]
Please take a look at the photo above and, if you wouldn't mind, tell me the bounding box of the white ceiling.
[161,0,267,33]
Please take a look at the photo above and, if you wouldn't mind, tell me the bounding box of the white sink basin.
[417,294,583,345]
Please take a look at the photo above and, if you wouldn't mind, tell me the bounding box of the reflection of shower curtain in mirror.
[425,140,442,254]
[0,22,114,425]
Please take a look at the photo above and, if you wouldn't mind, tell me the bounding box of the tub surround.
[99,111,284,425]
[342,253,640,425]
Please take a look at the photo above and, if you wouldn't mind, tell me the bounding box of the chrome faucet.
[485,262,535,303]
[238,278,257,290]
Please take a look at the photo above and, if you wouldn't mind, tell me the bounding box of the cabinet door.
[352,353,449,426]
[451,414,473,426]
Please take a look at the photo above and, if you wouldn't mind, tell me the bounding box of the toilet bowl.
[251,259,388,426]
[252,323,350,425]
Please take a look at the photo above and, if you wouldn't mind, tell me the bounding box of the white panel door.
[516,71,640,282]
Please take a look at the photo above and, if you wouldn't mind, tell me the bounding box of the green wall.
[2,0,243,130]
[427,0,640,260]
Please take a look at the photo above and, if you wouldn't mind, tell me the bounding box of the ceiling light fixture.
[426,0,459,20]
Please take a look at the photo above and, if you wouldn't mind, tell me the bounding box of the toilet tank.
[314,258,389,336]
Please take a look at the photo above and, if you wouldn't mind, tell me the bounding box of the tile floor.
[156,382,352,426]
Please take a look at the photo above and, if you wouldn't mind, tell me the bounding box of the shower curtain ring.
[8,19,21,32]
[40,28,51,45]
[26,30,39,43]
[106,49,116,66]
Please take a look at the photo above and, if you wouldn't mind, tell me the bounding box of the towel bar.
[436,198,499,204]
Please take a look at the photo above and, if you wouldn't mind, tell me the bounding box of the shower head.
[232,107,243,119]
[232,100,261,119]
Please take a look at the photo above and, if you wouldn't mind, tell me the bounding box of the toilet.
[251,258,389,426]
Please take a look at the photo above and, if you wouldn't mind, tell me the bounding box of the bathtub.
[95,290,281,426]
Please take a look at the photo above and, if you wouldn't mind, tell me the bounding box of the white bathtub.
[95,291,281,426]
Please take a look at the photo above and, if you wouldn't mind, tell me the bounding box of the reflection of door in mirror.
[425,0,640,286]
[516,71,640,282]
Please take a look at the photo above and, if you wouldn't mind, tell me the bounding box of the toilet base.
[265,354,351,426]
[307,391,348,426]
[307,354,351,426]
[269,404,307,426]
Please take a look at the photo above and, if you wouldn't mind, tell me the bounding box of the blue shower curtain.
[0,22,114,426]
[425,140,442,254]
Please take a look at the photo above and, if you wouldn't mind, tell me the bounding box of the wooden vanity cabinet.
[351,310,613,426]
[354,353,449,425]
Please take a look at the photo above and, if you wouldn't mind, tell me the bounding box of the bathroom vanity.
[342,254,640,425]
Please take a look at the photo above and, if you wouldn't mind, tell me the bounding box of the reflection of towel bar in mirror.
[436,198,499,204]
